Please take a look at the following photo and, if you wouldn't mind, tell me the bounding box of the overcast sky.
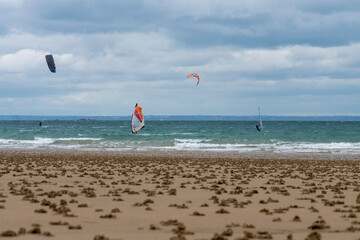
[0,0,359,116]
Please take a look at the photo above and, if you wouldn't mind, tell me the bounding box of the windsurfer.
[131,103,144,134]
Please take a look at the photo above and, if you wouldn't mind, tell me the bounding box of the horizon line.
[1,115,360,121]
[1,114,360,117]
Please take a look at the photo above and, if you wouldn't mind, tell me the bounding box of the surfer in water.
[39,121,42,127]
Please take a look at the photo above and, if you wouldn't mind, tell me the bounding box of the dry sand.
[0,149,360,240]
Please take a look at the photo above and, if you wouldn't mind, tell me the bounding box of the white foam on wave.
[130,133,196,136]
[0,136,359,154]
[53,137,103,141]
[162,138,258,151]
[0,137,54,146]
[143,138,360,154]
[274,141,360,154]
[0,137,103,149]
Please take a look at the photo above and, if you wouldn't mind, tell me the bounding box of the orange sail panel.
[131,106,145,133]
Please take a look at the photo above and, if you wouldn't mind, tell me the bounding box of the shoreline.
[0,147,360,161]
[1,149,360,240]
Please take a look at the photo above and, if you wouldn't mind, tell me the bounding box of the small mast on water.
[256,106,263,132]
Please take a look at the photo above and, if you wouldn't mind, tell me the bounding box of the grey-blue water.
[0,120,359,154]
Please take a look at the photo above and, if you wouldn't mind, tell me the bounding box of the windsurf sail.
[256,106,263,132]
[187,73,200,86]
[45,54,56,73]
[131,104,145,134]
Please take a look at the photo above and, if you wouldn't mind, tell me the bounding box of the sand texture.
[0,150,360,240]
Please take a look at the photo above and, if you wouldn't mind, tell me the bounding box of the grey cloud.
[1,0,359,47]
[0,1,360,115]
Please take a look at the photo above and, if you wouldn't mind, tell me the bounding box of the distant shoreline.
[1,115,360,121]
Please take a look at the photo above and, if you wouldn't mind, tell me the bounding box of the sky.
[0,0,359,116]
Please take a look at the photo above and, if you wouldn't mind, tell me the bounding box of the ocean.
[0,120,359,155]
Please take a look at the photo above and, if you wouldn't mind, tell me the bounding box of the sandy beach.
[0,149,360,240]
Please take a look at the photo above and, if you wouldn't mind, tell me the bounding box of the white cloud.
[0,49,44,72]
[1,32,360,79]
[0,49,73,77]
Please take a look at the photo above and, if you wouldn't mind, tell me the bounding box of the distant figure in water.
[39,121,42,127]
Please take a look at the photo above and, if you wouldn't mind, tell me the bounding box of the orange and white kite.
[187,73,200,86]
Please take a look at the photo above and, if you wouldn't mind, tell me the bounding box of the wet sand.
[0,149,360,240]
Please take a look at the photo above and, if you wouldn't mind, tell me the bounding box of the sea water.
[0,120,359,154]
